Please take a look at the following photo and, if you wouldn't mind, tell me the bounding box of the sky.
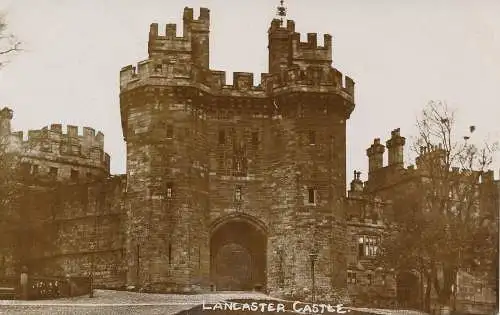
[0,0,499,181]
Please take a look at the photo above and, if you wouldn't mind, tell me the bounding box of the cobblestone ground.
[0,290,270,315]
[0,290,427,315]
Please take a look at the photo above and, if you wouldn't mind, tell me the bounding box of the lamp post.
[309,250,318,303]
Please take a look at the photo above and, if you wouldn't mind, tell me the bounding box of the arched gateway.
[210,214,267,291]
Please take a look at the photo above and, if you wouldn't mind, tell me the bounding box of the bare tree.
[0,14,21,67]
[377,101,498,312]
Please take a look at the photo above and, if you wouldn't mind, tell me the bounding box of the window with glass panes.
[358,235,379,257]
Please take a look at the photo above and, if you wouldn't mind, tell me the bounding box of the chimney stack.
[366,138,385,174]
[386,128,406,167]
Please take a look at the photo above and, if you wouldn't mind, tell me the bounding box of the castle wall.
[13,176,127,288]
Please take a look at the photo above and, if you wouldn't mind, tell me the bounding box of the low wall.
[0,275,91,300]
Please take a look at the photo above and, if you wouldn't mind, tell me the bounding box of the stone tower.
[120,7,211,291]
[265,18,355,297]
[0,107,13,138]
[120,6,355,298]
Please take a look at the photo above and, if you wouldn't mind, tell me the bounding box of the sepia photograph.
[0,0,498,314]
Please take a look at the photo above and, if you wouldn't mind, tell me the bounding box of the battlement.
[148,22,192,57]
[269,18,333,72]
[449,167,500,183]
[409,144,500,183]
[120,61,151,89]
[19,124,103,145]
[120,60,270,95]
[182,7,210,24]
[290,32,332,64]
[11,124,106,161]
[208,71,266,94]
[148,7,209,58]
[121,7,354,101]
[265,65,354,97]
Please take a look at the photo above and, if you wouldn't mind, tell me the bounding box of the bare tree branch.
[0,14,22,66]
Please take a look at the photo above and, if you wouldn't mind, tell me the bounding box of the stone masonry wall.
[19,176,126,288]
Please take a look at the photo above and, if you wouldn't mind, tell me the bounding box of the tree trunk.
[425,274,431,313]
[435,265,456,314]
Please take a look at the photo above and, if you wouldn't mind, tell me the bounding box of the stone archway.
[210,215,267,291]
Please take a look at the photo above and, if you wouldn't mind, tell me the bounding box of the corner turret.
[268,18,333,74]
[147,7,210,68]
[0,107,13,137]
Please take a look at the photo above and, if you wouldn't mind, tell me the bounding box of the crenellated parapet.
[148,23,191,56]
[121,8,354,103]
[268,18,334,71]
[264,65,355,100]
[147,7,209,58]
[121,7,211,92]
[11,124,110,173]
[205,71,268,97]
[119,58,193,91]
[414,143,447,171]
[290,31,332,66]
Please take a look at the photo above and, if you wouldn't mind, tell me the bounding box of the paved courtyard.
[0,290,427,315]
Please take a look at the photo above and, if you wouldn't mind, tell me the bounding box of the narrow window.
[251,131,259,146]
[198,247,201,270]
[367,274,372,285]
[166,124,173,139]
[166,182,173,198]
[70,169,79,181]
[235,186,242,201]
[168,244,172,265]
[358,236,364,257]
[308,187,316,204]
[218,130,225,144]
[308,130,316,145]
